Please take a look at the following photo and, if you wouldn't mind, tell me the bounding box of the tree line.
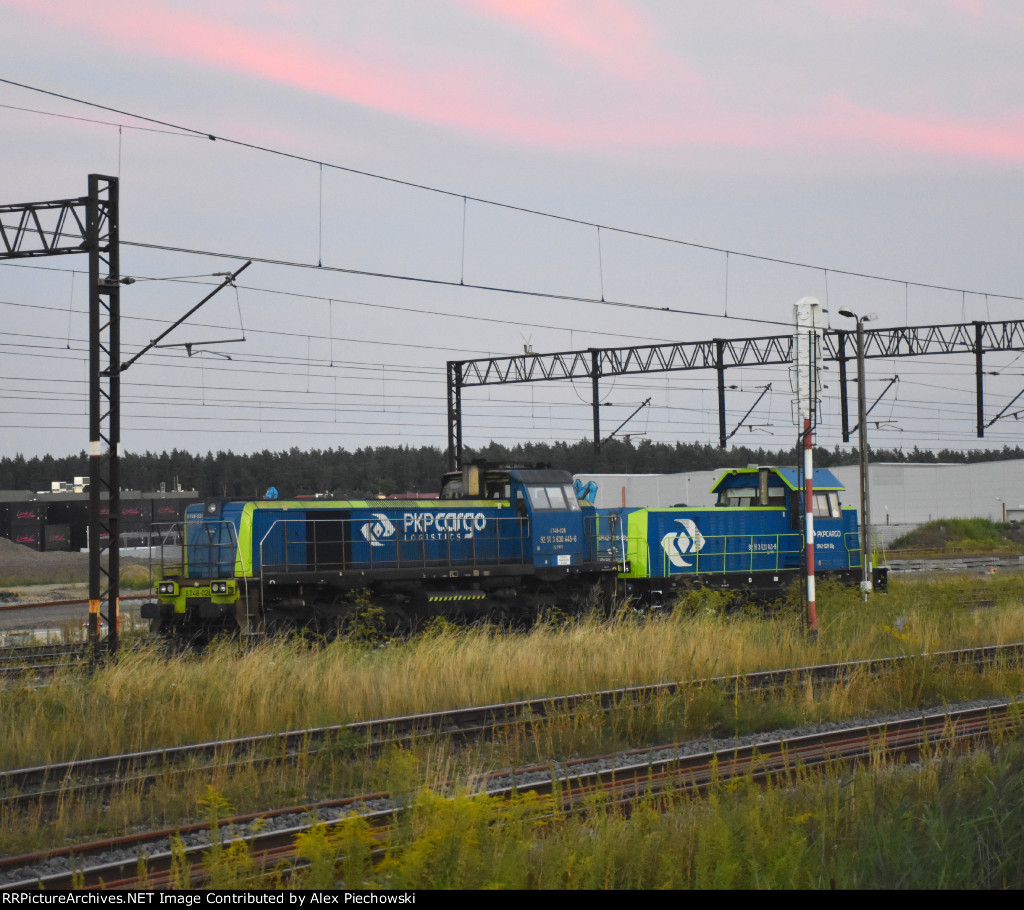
[3,440,1024,500]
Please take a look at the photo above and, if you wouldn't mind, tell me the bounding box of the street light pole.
[840,309,877,597]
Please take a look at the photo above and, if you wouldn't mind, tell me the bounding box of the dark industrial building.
[0,486,200,551]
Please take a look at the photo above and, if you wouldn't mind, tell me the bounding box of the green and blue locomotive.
[143,463,884,635]
[608,466,886,606]
[144,465,619,635]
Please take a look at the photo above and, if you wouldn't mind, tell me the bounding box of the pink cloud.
[454,0,704,88]
[4,0,1024,165]
[3,0,574,143]
[812,95,1024,162]
[1,0,709,150]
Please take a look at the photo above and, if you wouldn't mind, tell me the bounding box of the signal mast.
[792,297,825,639]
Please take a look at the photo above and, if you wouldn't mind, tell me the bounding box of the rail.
[5,697,1021,889]
[6,642,1021,819]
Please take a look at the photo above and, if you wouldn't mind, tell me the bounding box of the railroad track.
[3,642,1023,819]
[887,554,1024,574]
[0,642,93,679]
[3,698,1020,889]
[0,593,152,613]
[0,640,153,680]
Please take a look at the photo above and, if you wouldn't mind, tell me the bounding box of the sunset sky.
[1,0,1022,462]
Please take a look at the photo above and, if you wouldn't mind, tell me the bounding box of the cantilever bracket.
[114,260,251,374]
[725,383,772,443]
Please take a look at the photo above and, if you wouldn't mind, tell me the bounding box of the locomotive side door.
[306,510,350,571]
[520,480,585,569]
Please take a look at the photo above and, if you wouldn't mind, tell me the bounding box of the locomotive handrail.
[844,531,863,567]
[634,529,859,579]
[582,514,628,569]
[256,514,534,582]
[256,521,284,613]
[151,519,242,580]
[150,519,251,627]
[688,532,804,575]
[150,522,183,581]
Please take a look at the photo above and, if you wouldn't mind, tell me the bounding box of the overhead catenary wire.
[1,331,1012,417]
[0,269,687,346]
[2,80,1020,457]
[0,376,1000,433]
[120,239,795,328]
[1,78,1020,307]
[4,318,1015,401]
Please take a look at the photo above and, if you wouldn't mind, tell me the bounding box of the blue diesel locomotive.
[609,466,886,606]
[143,464,884,635]
[144,465,620,635]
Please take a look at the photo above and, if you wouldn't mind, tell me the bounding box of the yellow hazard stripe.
[427,593,487,602]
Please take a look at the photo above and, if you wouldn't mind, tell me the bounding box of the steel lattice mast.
[0,175,121,654]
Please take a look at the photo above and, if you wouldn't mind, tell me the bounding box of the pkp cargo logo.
[360,513,395,547]
[661,518,705,568]
[403,512,486,537]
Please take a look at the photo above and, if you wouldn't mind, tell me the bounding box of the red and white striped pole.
[803,417,817,637]
[793,297,824,642]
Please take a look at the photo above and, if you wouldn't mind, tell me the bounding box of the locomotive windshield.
[525,484,581,511]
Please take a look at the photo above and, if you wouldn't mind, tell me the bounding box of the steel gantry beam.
[446,320,1024,468]
[0,196,90,258]
[1,175,121,655]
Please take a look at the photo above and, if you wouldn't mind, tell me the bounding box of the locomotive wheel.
[264,611,300,636]
[485,604,513,629]
[315,594,359,637]
[383,604,411,634]
[529,585,563,625]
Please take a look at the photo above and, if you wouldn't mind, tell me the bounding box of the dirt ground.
[0,539,151,640]
[0,537,151,588]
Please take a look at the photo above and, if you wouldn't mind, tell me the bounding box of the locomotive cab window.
[814,492,841,519]
[717,486,757,508]
[717,484,788,508]
[486,479,511,499]
[526,484,581,511]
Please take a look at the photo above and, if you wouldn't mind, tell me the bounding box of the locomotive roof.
[709,466,845,492]
[507,468,574,485]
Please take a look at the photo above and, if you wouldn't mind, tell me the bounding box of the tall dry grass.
[2,574,1023,770]
[201,730,1024,889]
